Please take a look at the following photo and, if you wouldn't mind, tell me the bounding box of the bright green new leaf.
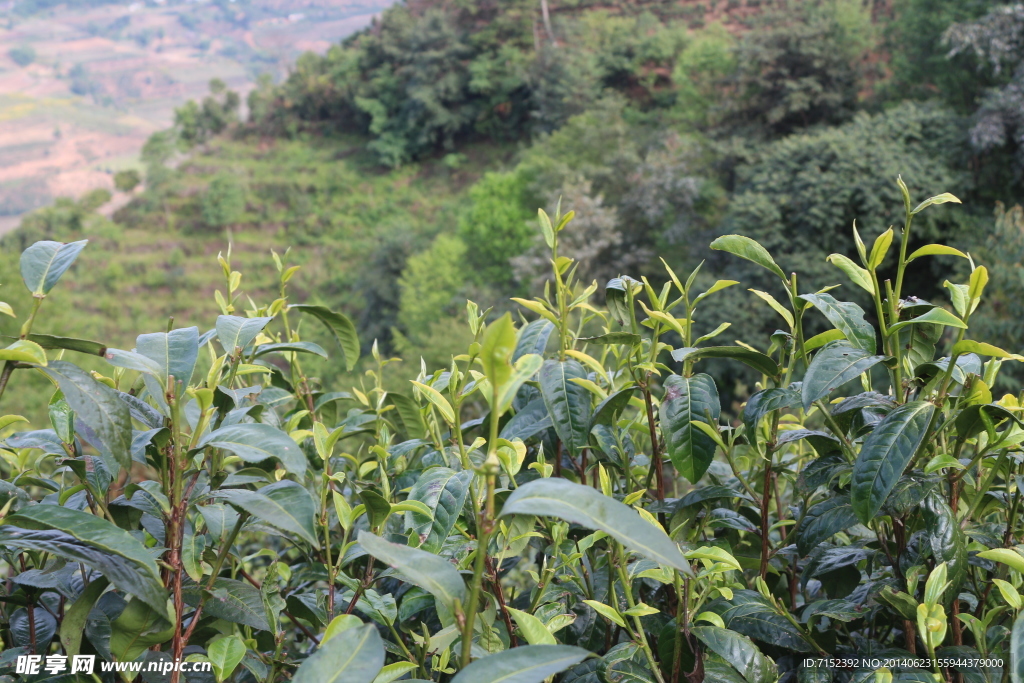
[410,380,457,425]
[912,192,961,215]
[0,339,47,365]
[826,253,874,294]
[907,244,968,261]
[978,548,1024,576]
[506,607,557,645]
[582,600,627,628]
[709,235,787,281]
[481,312,517,390]
[208,635,247,683]
[868,228,893,269]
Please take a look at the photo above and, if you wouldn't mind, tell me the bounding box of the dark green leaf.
[358,530,466,611]
[515,319,554,361]
[387,392,427,440]
[692,626,777,683]
[539,359,591,457]
[451,645,592,683]
[210,480,318,547]
[1010,611,1024,683]
[708,590,814,652]
[0,506,168,619]
[253,341,328,359]
[851,401,934,524]
[671,347,780,377]
[799,293,876,354]
[802,344,886,410]
[217,315,273,353]
[197,423,306,474]
[795,496,859,555]
[292,623,384,683]
[183,577,270,631]
[20,239,88,295]
[18,333,106,356]
[660,373,720,483]
[743,385,800,436]
[60,577,110,657]
[590,387,635,431]
[405,467,472,552]
[501,398,552,442]
[290,304,360,371]
[38,360,133,471]
[579,332,641,346]
[921,491,967,596]
[109,598,173,661]
[500,479,692,575]
[136,326,200,388]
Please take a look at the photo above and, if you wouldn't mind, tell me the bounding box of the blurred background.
[1,0,1023,418]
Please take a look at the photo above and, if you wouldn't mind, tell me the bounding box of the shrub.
[0,177,1021,683]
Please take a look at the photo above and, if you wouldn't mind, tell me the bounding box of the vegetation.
[2,180,1024,683]
[6,0,1024,679]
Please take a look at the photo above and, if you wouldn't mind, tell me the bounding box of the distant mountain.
[0,0,392,231]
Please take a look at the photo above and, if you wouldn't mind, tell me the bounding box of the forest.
[2,0,1024,682]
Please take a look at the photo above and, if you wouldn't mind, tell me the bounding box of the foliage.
[112,170,141,193]
[457,171,535,288]
[1,178,1023,683]
[174,79,241,150]
[201,173,247,229]
[721,0,876,136]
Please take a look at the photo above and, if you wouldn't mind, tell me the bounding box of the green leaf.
[59,576,109,657]
[253,341,328,359]
[802,345,886,410]
[799,293,876,354]
[208,635,247,683]
[579,332,641,346]
[290,304,361,371]
[660,373,720,483]
[109,598,174,661]
[183,577,271,630]
[868,228,893,269]
[15,333,106,356]
[197,423,306,474]
[451,645,592,683]
[911,192,961,215]
[506,607,557,645]
[20,239,88,295]
[888,307,966,335]
[748,289,794,329]
[514,319,554,361]
[358,530,466,611]
[978,548,1024,575]
[539,359,592,457]
[851,401,935,524]
[710,235,786,281]
[0,339,47,365]
[500,478,693,575]
[292,623,385,683]
[826,253,874,294]
[137,326,200,389]
[103,349,163,375]
[743,386,800,436]
[795,496,858,555]
[405,467,473,552]
[372,663,420,683]
[1011,611,1024,683]
[692,626,777,683]
[582,599,627,628]
[38,360,133,471]
[590,387,636,431]
[670,346,780,377]
[217,315,273,352]
[386,392,427,439]
[481,312,517,389]
[210,480,319,547]
[497,354,543,414]
[952,340,1023,359]
[0,506,168,619]
[410,381,457,425]
[907,244,968,261]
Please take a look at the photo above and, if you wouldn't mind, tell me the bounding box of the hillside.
[4,0,1024,421]
[0,0,390,229]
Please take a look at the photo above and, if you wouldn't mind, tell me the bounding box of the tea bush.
[0,178,1022,683]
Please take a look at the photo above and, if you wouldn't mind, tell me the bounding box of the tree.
[727,0,875,137]
[457,171,535,287]
[201,174,246,228]
[396,234,467,340]
[113,169,141,193]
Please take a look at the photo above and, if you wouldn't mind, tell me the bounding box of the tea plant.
[0,178,1022,683]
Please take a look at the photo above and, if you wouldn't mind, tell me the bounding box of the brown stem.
[642,383,665,501]
[904,619,917,654]
[759,459,773,579]
[486,556,517,648]
[345,558,376,615]
[238,569,321,645]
